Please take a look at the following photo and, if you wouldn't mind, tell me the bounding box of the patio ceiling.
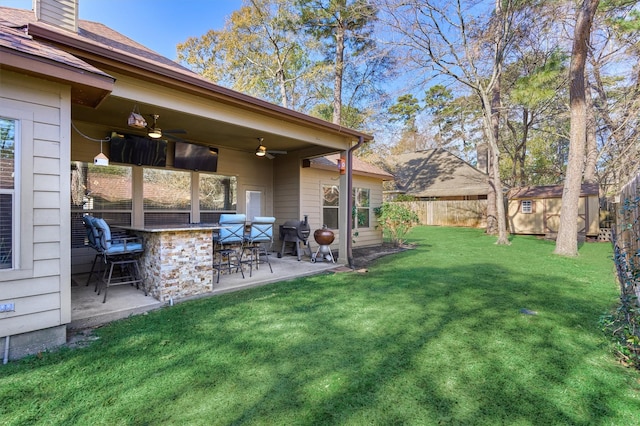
[72,96,337,158]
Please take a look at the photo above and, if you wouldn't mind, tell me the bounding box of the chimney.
[34,0,79,33]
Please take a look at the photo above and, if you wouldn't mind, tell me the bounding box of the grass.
[2,226,640,425]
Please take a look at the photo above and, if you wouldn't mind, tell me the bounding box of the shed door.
[545,197,586,234]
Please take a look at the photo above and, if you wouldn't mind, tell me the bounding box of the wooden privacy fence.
[615,174,640,306]
[397,200,487,228]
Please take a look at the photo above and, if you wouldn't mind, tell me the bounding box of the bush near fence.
[397,200,488,228]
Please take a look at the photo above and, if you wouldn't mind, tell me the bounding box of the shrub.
[374,202,419,246]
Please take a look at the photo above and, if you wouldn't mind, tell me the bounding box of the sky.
[0,0,243,60]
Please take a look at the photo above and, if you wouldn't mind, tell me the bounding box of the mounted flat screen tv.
[174,141,218,172]
[109,132,167,167]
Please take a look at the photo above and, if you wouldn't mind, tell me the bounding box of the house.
[302,154,394,248]
[0,0,384,359]
[507,183,600,237]
[382,148,490,201]
[376,148,490,228]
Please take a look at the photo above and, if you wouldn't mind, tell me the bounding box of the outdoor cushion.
[93,217,112,250]
[218,214,246,244]
[105,241,143,254]
[247,217,275,243]
[82,215,100,250]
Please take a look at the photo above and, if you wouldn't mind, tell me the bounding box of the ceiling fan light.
[148,128,162,139]
[255,145,267,156]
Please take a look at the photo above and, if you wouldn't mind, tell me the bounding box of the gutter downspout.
[347,136,365,269]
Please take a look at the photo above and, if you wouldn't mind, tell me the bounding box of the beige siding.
[587,196,600,235]
[300,167,384,251]
[508,199,544,234]
[0,72,70,337]
[352,175,384,248]
[274,155,302,229]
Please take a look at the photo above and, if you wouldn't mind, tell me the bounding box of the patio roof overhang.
[27,22,373,157]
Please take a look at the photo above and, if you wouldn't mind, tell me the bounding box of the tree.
[298,0,381,124]
[177,0,316,110]
[554,0,600,257]
[585,0,640,191]
[388,94,421,132]
[502,49,569,187]
[382,0,521,244]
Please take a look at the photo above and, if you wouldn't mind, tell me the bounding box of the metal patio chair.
[213,214,246,283]
[83,215,145,303]
[244,216,275,276]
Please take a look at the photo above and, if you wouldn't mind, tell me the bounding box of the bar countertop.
[114,223,224,233]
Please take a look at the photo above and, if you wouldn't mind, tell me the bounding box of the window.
[70,162,133,248]
[322,185,371,230]
[199,174,237,223]
[521,200,533,214]
[353,187,370,228]
[322,184,339,229]
[144,168,191,225]
[0,118,16,269]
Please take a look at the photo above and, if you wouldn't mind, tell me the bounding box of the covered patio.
[70,249,343,330]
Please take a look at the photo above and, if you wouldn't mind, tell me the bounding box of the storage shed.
[507,183,600,237]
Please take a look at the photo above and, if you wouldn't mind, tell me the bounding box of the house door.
[246,190,263,220]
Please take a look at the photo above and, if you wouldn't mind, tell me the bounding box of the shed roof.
[383,149,490,197]
[507,183,599,199]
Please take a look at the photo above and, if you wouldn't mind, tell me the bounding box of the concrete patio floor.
[69,250,345,330]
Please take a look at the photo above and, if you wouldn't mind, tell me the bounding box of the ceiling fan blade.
[266,150,287,155]
[265,152,275,160]
[163,133,186,142]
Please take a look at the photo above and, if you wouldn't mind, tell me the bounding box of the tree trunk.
[485,70,503,236]
[583,76,598,183]
[554,0,599,257]
[481,89,510,244]
[333,18,345,125]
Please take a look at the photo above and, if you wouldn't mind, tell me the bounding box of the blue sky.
[1,0,243,60]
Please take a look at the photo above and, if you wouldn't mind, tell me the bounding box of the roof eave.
[0,46,114,107]
[26,22,373,141]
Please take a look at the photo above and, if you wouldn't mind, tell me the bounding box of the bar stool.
[213,214,246,283]
[244,216,275,276]
[85,216,145,303]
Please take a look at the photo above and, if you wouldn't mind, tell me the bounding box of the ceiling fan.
[147,114,186,140]
[255,138,287,159]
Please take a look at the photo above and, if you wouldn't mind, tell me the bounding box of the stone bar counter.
[115,224,220,303]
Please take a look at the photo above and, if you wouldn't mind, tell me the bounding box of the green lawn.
[2,226,640,425]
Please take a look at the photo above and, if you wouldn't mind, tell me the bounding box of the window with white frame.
[322,185,372,230]
[0,118,15,269]
[521,200,533,214]
[353,187,370,228]
[322,184,339,229]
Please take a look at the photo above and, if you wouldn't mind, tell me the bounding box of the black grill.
[278,215,311,260]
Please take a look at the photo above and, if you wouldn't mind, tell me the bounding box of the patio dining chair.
[244,216,275,276]
[83,215,145,303]
[213,214,246,283]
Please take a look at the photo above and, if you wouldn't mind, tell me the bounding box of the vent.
[35,0,78,33]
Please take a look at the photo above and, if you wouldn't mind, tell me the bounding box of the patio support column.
[132,167,144,227]
[338,150,349,265]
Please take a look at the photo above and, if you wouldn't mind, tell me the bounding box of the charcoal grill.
[278,215,311,260]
